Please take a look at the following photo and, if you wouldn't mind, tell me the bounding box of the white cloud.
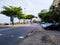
[0,0,53,23]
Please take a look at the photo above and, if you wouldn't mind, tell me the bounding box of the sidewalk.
[0,24,31,28]
[19,24,60,45]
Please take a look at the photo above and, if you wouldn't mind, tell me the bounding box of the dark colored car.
[46,23,60,30]
[40,22,52,29]
[40,22,60,30]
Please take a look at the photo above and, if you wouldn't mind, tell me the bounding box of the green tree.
[38,3,60,23]
[49,4,60,23]
[0,6,22,25]
[55,3,60,23]
[17,14,26,23]
[49,5,57,23]
[38,12,50,22]
[26,14,35,23]
[26,14,35,19]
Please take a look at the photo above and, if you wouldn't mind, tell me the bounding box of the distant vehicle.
[40,22,60,30]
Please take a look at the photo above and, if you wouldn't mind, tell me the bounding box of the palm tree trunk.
[19,19,20,23]
[23,19,25,24]
[10,16,14,25]
[30,19,32,24]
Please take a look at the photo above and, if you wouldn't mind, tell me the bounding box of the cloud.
[0,0,53,23]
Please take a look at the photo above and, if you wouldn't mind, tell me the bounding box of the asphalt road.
[0,24,36,45]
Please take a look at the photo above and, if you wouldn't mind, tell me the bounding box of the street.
[0,24,36,45]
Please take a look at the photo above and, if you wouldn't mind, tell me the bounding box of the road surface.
[0,24,37,45]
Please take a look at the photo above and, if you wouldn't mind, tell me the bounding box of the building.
[52,0,60,7]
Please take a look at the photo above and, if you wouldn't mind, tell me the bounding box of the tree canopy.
[49,4,60,23]
[26,14,35,19]
[38,12,50,22]
[0,6,23,24]
[17,14,26,19]
[38,3,60,23]
[1,6,22,17]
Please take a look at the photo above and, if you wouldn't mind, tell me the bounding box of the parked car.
[40,22,52,29]
[40,22,60,30]
[45,23,60,30]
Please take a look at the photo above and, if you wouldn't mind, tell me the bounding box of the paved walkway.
[0,24,31,28]
[19,24,60,45]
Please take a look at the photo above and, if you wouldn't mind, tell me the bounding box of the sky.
[0,0,53,23]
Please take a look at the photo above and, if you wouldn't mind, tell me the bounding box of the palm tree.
[17,14,26,23]
[26,14,35,23]
[0,6,22,25]
[26,14,35,19]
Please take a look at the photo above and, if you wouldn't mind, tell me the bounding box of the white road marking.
[18,36,24,39]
